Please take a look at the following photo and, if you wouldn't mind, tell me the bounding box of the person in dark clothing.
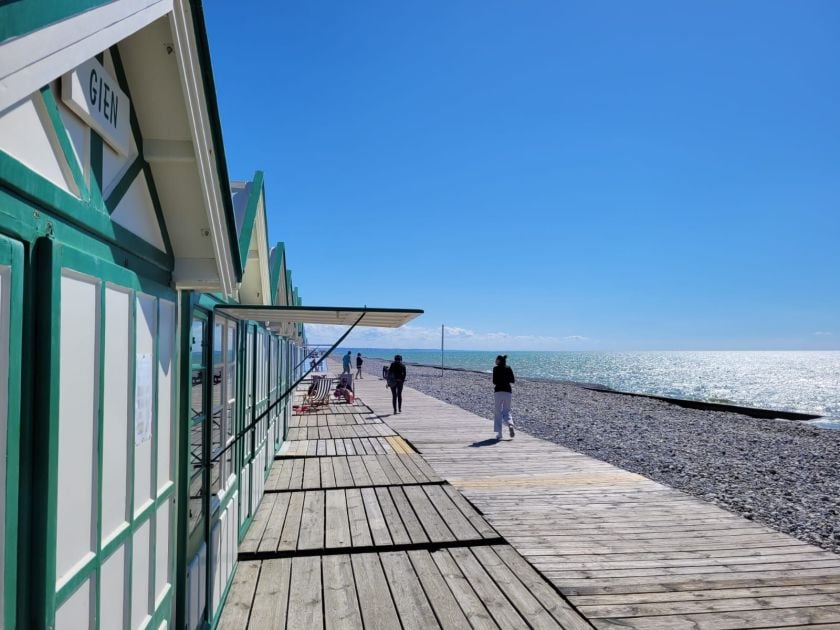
[387,354,407,414]
[492,354,516,439]
[356,352,364,379]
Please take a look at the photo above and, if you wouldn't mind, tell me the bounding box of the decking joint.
[264,480,448,494]
[237,536,508,562]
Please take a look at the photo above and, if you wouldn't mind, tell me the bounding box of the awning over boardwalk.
[214,305,423,328]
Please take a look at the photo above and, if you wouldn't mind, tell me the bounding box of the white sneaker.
[509,425,515,438]
[496,432,503,440]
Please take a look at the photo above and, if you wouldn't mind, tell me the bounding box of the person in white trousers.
[492,354,516,440]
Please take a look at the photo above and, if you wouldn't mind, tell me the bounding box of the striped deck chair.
[304,377,332,408]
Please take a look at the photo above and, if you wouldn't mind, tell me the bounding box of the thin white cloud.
[305,323,591,350]
[814,331,833,336]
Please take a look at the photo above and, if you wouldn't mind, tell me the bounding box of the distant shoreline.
[365,355,824,423]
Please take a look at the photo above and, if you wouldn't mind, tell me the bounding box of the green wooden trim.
[90,130,104,209]
[268,242,285,305]
[0,0,112,42]
[39,86,90,201]
[0,236,23,630]
[104,157,143,213]
[0,153,172,272]
[236,171,263,273]
[30,237,58,627]
[0,187,171,286]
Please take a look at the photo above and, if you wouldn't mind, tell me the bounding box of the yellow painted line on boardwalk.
[450,471,645,489]
[386,436,414,454]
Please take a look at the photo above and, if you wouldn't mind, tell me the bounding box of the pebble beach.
[362,357,840,554]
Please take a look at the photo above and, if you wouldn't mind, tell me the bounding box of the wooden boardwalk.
[220,369,840,628]
[219,374,591,629]
[358,374,840,629]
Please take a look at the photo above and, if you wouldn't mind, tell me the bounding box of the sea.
[355,350,840,429]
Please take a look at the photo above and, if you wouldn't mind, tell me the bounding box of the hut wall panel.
[102,285,131,543]
[100,542,127,629]
[157,300,176,495]
[55,575,91,630]
[155,497,173,606]
[131,518,152,629]
[133,294,156,517]
[56,271,99,585]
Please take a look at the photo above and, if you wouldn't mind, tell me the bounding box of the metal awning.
[214,305,423,328]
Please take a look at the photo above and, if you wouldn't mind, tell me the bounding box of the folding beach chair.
[303,377,332,408]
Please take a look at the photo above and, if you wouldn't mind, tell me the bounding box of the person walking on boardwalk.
[387,354,407,414]
[342,350,352,374]
[356,352,364,379]
[493,354,516,440]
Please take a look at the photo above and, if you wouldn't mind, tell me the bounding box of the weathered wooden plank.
[298,490,325,550]
[361,487,392,547]
[375,487,411,545]
[248,558,291,629]
[325,489,352,549]
[216,561,259,629]
[431,548,498,630]
[390,487,429,544]
[442,484,498,538]
[256,492,291,554]
[375,454,404,484]
[289,458,305,488]
[380,551,439,629]
[323,554,363,630]
[407,550,472,630]
[352,553,402,629]
[346,488,373,547]
[580,592,840,619]
[361,455,391,486]
[320,457,336,488]
[302,457,320,489]
[471,546,571,630]
[592,605,840,629]
[278,491,305,552]
[332,456,354,487]
[493,545,593,630]
[449,546,529,629]
[240,493,276,553]
[404,485,456,543]
[424,484,481,540]
[347,456,372,486]
[287,556,323,628]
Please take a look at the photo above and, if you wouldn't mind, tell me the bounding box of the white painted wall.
[158,300,175,495]
[131,518,152,629]
[112,172,166,252]
[57,271,100,587]
[100,543,127,629]
[55,576,92,630]
[0,93,78,196]
[103,285,131,544]
[134,294,156,518]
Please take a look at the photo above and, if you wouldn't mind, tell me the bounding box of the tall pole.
[441,324,444,376]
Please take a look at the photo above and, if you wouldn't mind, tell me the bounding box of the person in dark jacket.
[387,354,407,414]
[492,354,516,439]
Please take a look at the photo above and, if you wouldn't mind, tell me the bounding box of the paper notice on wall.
[135,352,153,445]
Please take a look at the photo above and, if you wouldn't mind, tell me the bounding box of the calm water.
[359,350,840,428]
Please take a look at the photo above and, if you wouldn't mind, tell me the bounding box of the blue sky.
[205,1,839,350]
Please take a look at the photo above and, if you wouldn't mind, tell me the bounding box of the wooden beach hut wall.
[0,2,306,628]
